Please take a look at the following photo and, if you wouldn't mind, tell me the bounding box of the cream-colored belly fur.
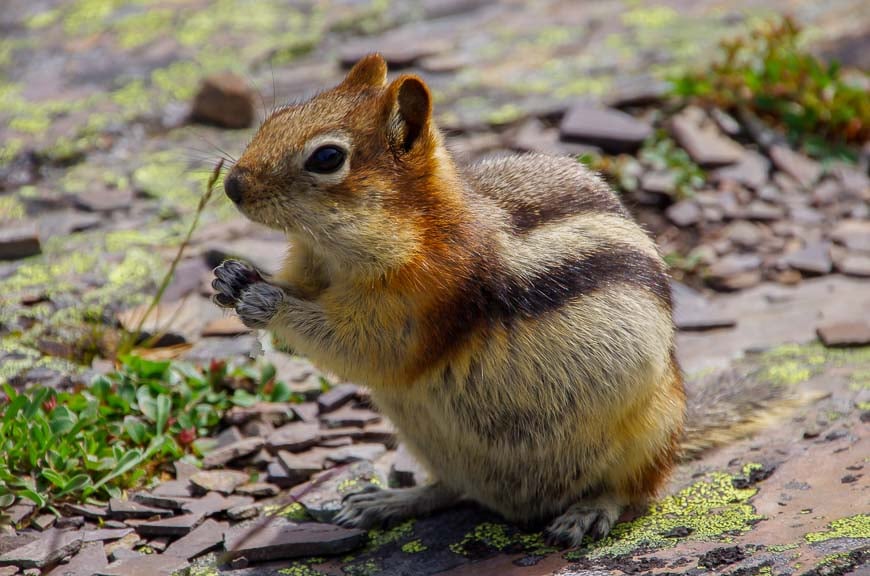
[368,288,680,522]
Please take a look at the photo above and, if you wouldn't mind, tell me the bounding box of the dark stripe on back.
[478,247,672,320]
[508,193,628,232]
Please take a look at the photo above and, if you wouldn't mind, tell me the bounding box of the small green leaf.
[155,394,171,434]
[41,469,67,488]
[56,474,92,498]
[49,406,77,435]
[18,489,46,509]
[121,355,170,379]
[123,416,147,444]
[0,494,15,508]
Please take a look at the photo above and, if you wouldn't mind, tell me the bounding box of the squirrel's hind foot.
[334,483,458,529]
[545,496,623,548]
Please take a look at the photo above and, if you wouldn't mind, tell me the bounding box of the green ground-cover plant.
[671,15,868,158]
[0,355,300,518]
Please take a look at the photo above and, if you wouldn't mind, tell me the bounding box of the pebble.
[0,222,41,260]
[183,491,253,517]
[830,220,870,251]
[712,150,770,190]
[266,422,321,452]
[202,437,265,468]
[224,521,365,562]
[665,200,701,227]
[559,105,652,153]
[277,450,325,483]
[816,321,870,347]
[834,253,870,277]
[227,502,263,521]
[670,107,744,167]
[225,403,295,426]
[324,443,387,465]
[785,242,832,275]
[190,470,251,494]
[291,402,320,423]
[705,254,763,291]
[190,73,256,129]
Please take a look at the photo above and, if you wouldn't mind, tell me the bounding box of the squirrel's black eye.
[304,145,346,174]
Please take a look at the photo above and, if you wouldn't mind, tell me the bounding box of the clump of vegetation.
[671,15,869,154]
[0,355,299,516]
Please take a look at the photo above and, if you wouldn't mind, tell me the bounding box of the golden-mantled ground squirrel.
[213,54,785,546]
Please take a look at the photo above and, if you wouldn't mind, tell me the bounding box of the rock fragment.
[0,222,41,260]
[0,529,82,569]
[190,470,250,494]
[266,422,320,452]
[817,322,870,347]
[670,107,744,167]
[202,437,265,468]
[559,105,652,153]
[224,521,365,562]
[163,518,228,560]
[317,384,359,414]
[190,73,255,129]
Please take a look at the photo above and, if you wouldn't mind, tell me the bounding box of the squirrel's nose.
[224,172,244,204]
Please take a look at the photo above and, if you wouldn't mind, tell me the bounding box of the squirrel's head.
[225,54,462,274]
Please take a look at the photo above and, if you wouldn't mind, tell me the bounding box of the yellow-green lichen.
[449,522,553,557]
[278,565,328,576]
[401,539,427,553]
[804,515,870,543]
[0,196,26,221]
[767,542,799,552]
[277,502,311,522]
[343,559,380,576]
[564,467,762,559]
[366,519,415,550]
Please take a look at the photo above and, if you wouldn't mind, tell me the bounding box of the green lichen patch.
[401,538,427,553]
[804,515,870,544]
[343,559,381,576]
[366,519,416,550]
[449,522,554,557]
[278,565,329,576]
[566,467,762,559]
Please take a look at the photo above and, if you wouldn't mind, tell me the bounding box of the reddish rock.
[190,73,255,129]
[390,444,430,487]
[96,554,189,576]
[225,402,295,426]
[817,322,870,347]
[108,499,172,520]
[830,220,870,252]
[834,253,870,277]
[134,513,204,538]
[712,150,770,190]
[705,254,763,291]
[0,529,82,568]
[785,242,833,276]
[73,187,134,213]
[666,200,701,227]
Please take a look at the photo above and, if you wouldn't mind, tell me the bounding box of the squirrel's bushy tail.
[678,362,819,459]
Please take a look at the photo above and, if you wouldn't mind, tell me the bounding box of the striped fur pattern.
[225,54,686,544]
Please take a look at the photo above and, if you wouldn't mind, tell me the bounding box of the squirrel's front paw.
[212,260,263,308]
[212,260,282,328]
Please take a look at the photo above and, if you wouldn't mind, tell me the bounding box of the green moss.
[562,468,762,559]
[401,539,427,553]
[804,515,870,543]
[278,502,311,522]
[767,542,799,552]
[344,559,380,576]
[26,8,61,29]
[622,6,680,28]
[9,115,51,135]
[116,9,174,49]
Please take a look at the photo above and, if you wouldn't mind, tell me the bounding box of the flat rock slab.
[96,554,189,576]
[0,528,82,568]
[559,105,652,153]
[45,542,107,576]
[134,513,204,538]
[317,384,359,413]
[224,522,365,562]
[320,406,382,429]
[202,437,265,468]
[190,470,251,494]
[108,498,172,520]
[82,528,134,543]
[184,492,254,517]
[266,422,320,452]
[164,518,228,560]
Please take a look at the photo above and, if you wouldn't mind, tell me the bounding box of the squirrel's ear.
[342,54,388,89]
[384,75,432,153]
